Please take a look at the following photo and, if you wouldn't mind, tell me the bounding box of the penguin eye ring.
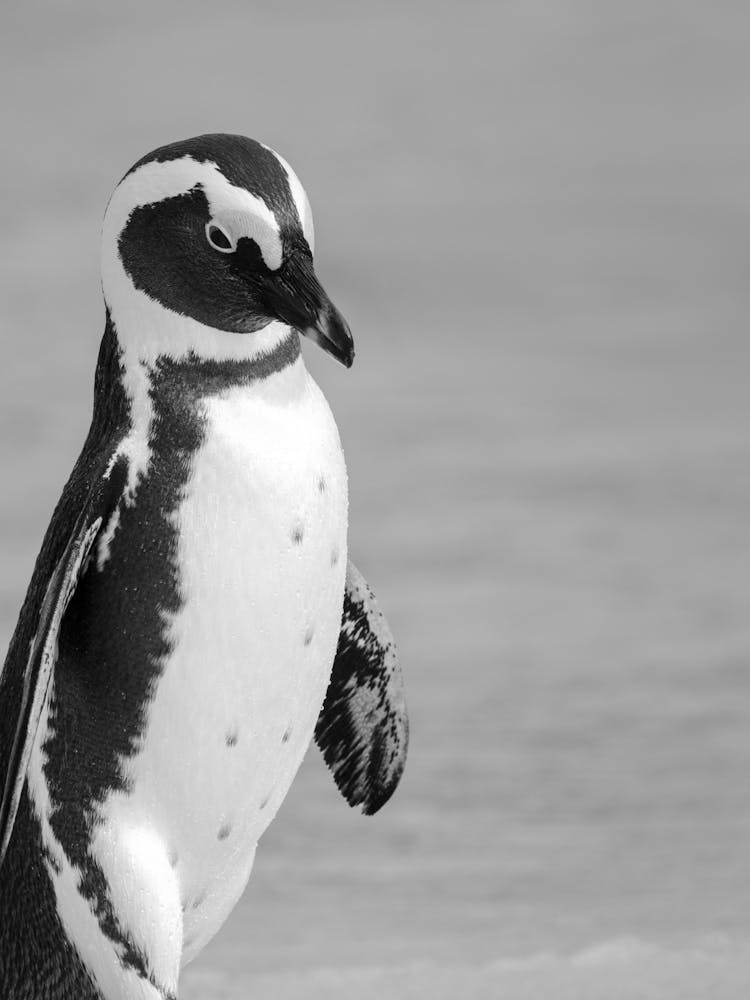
[205,221,236,253]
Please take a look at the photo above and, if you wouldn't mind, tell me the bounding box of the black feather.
[315,562,408,815]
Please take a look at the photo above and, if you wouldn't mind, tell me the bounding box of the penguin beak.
[258,250,355,368]
[302,303,355,369]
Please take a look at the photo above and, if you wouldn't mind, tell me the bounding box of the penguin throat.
[107,289,298,402]
[96,305,303,499]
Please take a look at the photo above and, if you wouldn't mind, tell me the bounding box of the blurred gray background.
[1,2,749,996]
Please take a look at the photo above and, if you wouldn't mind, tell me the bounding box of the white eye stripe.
[264,146,314,253]
[103,155,288,300]
[205,221,235,253]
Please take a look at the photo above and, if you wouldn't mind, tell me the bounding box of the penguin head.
[101,134,354,367]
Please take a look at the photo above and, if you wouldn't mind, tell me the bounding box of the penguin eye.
[205,222,235,253]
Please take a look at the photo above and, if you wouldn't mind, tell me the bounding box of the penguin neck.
[91,311,131,439]
[90,307,307,504]
[99,302,303,434]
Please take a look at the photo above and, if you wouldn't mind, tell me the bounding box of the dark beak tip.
[303,308,355,369]
[328,339,355,369]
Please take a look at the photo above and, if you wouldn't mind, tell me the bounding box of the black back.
[0,319,128,998]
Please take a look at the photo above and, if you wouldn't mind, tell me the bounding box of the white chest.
[92,360,348,964]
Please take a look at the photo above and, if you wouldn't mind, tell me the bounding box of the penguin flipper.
[315,560,409,815]
[0,464,125,868]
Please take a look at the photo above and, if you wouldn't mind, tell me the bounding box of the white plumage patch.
[91,353,348,967]
[96,505,121,571]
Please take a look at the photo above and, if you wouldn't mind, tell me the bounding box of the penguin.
[0,134,408,999]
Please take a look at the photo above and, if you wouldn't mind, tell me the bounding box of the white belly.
[92,359,348,964]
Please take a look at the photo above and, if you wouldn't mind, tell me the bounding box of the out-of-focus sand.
[183,940,750,1000]
[1,2,749,996]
